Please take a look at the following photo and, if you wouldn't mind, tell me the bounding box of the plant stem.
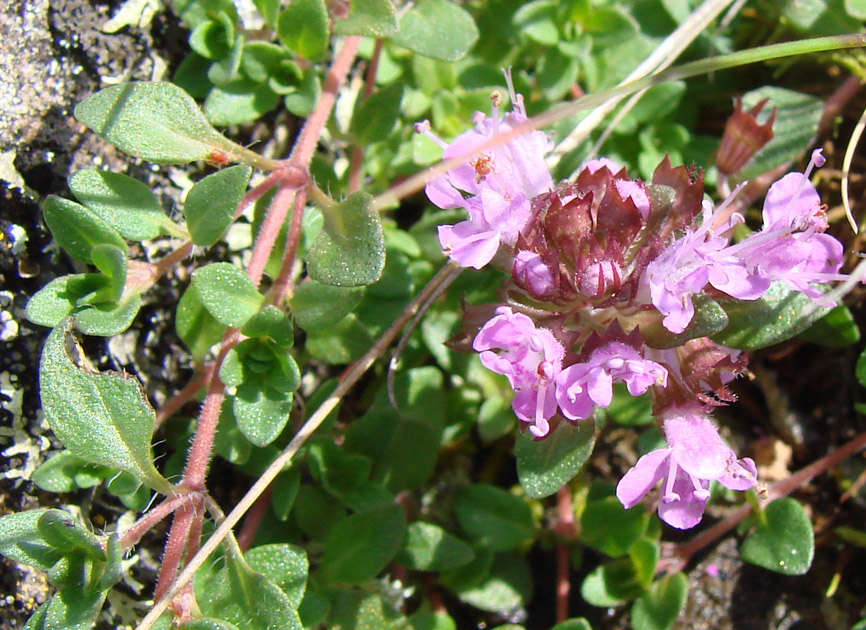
[348,38,383,193]
[555,486,575,624]
[268,187,308,304]
[288,36,361,168]
[236,485,273,552]
[154,365,213,429]
[120,492,200,550]
[153,501,197,603]
[135,260,462,630]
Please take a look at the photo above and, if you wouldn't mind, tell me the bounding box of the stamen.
[503,67,525,119]
[788,149,825,221]
[662,457,680,503]
[414,120,448,149]
[690,474,710,500]
[490,91,502,135]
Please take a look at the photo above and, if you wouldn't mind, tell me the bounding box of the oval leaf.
[191,263,264,327]
[631,572,688,630]
[305,192,386,287]
[454,484,535,551]
[332,0,397,37]
[39,320,172,493]
[74,82,234,164]
[712,281,832,350]
[515,420,596,498]
[319,503,406,584]
[391,0,478,61]
[740,497,814,575]
[184,165,252,246]
[290,280,363,330]
[43,196,128,264]
[277,0,329,60]
[0,510,63,570]
[396,521,475,571]
[68,169,174,240]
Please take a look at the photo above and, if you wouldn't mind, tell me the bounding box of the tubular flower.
[616,406,757,529]
[555,341,667,421]
[418,74,553,269]
[472,306,564,438]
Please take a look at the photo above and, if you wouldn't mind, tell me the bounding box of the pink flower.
[555,341,667,421]
[616,406,757,529]
[419,73,552,269]
[473,306,564,437]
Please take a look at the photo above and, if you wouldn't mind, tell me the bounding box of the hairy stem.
[120,492,201,550]
[136,260,462,630]
[348,38,383,193]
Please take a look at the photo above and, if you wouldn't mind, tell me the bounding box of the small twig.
[555,487,576,624]
[236,485,273,552]
[154,365,213,429]
[135,260,462,630]
[120,492,200,550]
[267,187,308,305]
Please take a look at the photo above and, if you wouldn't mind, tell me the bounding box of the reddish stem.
[554,487,575,623]
[154,365,213,429]
[236,485,273,552]
[234,169,287,220]
[154,241,194,276]
[288,36,361,168]
[154,502,197,603]
[120,492,199,550]
[181,329,240,492]
[268,187,308,304]
[348,39,383,193]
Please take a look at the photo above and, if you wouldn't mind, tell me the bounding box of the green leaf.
[0,510,63,570]
[241,41,295,84]
[606,385,653,426]
[192,263,264,328]
[306,192,386,287]
[328,589,407,630]
[44,589,107,630]
[740,497,814,575]
[204,79,280,125]
[43,196,128,264]
[184,165,251,246]
[242,305,294,348]
[629,538,660,588]
[290,280,363,331]
[515,420,596,498]
[581,496,649,558]
[233,381,294,447]
[332,0,397,37]
[189,15,234,59]
[350,83,404,145]
[246,543,308,608]
[198,554,303,630]
[847,0,866,18]
[513,0,559,45]
[631,573,688,630]
[798,304,861,347]
[176,284,227,359]
[453,552,533,613]
[396,521,474,571]
[89,244,127,303]
[712,281,832,350]
[551,619,593,630]
[74,294,143,337]
[277,0,329,60]
[306,313,373,364]
[39,321,172,493]
[642,293,729,349]
[254,0,280,27]
[179,619,242,630]
[74,82,234,164]
[454,484,535,551]
[209,34,246,86]
[68,169,175,240]
[739,87,824,181]
[319,503,406,584]
[26,275,87,329]
[391,0,478,61]
[580,558,646,607]
[308,440,372,497]
[37,510,106,561]
[31,452,105,493]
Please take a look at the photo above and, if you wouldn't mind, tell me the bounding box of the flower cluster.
[422,85,847,529]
